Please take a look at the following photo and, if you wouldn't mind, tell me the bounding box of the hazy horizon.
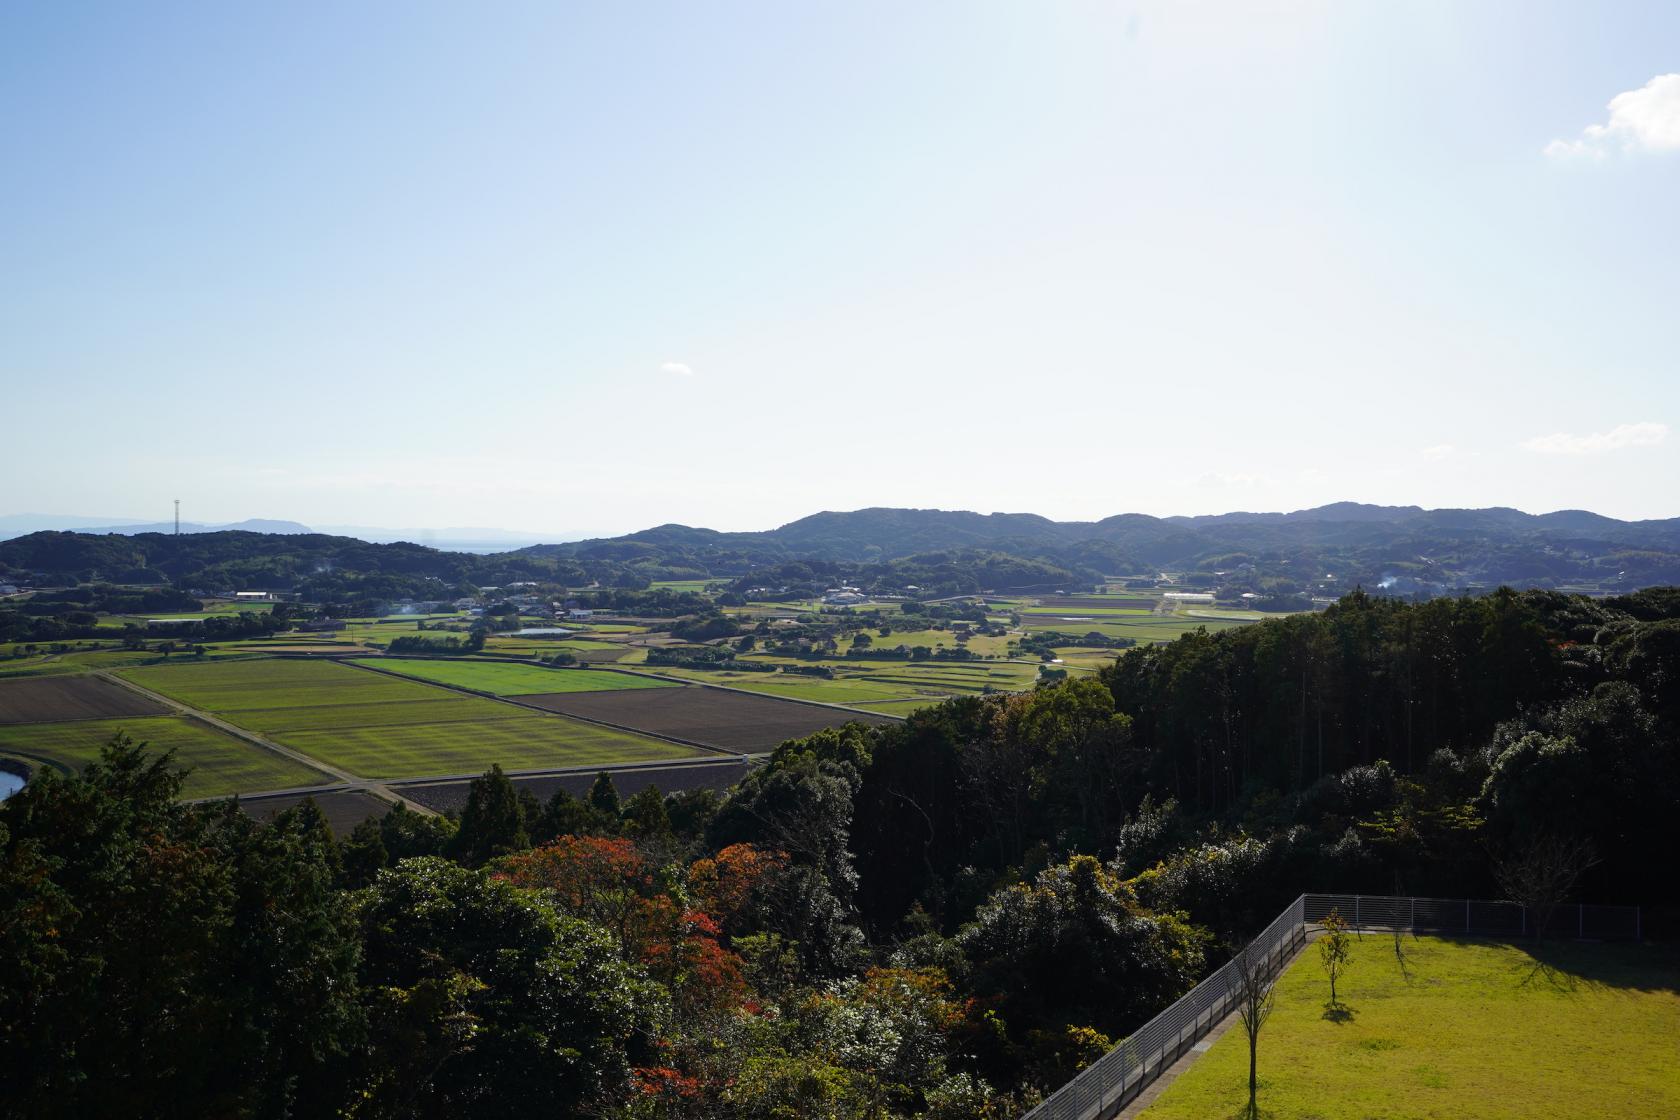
[4,494,1676,546]
[5,2,1676,529]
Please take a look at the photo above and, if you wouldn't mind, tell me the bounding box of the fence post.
[1410,896,1415,931]
[1355,895,1361,930]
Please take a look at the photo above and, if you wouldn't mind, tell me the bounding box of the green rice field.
[117,658,700,779]
[1141,935,1680,1120]
[350,658,674,696]
[644,668,931,706]
[0,715,325,799]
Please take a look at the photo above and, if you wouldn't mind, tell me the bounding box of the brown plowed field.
[0,676,168,725]
[238,790,392,834]
[516,685,894,752]
[400,758,754,815]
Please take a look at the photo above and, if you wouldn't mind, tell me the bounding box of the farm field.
[117,658,702,779]
[1018,605,1156,619]
[844,698,942,718]
[1,646,265,677]
[0,715,325,799]
[645,668,931,706]
[649,579,719,593]
[0,674,167,724]
[859,663,1040,691]
[1019,613,1252,643]
[516,685,895,753]
[1034,595,1157,610]
[1141,936,1680,1120]
[0,656,72,679]
[239,789,392,833]
[351,658,674,696]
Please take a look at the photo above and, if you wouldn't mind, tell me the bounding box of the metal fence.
[1019,892,1642,1120]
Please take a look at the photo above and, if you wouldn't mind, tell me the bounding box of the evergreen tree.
[448,764,529,867]
[588,771,622,819]
[342,815,389,888]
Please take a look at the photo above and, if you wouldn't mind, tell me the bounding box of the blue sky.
[3,1,1677,534]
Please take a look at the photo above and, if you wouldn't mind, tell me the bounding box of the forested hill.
[5,502,1680,596]
[0,530,587,599]
[525,503,1680,592]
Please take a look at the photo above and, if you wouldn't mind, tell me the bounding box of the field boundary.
[1023,892,1645,1120]
[339,658,747,759]
[607,665,913,720]
[97,670,436,816]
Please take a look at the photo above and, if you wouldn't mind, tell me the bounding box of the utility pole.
[174,499,180,536]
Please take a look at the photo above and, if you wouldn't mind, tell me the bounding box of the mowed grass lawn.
[350,658,673,696]
[118,659,701,780]
[0,715,325,799]
[1142,935,1680,1120]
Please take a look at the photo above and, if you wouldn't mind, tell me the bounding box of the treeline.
[0,530,638,604]
[0,607,285,645]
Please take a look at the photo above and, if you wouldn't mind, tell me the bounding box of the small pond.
[0,770,25,801]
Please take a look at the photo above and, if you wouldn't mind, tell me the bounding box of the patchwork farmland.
[349,658,674,696]
[515,683,895,753]
[116,658,704,779]
[0,674,167,724]
[0,714,324,799]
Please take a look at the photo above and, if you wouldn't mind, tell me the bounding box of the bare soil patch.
[400,758,754,815]
[0,675,168,725]
[238,790,393,834]
[516,685,893,752]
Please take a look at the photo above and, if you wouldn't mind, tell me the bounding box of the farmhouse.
[234,590,275,602]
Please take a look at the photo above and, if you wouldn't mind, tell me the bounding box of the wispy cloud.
[1420,444,1456,461]
[1522,422,1669,455]
[660,361,694,377]
[1545,73,1680,159]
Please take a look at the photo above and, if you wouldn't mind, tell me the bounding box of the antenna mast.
[174,499,180,536]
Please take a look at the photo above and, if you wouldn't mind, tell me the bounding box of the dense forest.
[2,586,1677,1117]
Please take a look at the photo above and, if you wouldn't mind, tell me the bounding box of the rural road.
[97,669,442,816]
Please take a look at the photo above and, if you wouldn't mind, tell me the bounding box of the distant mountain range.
[520,503,1680,592]
[0,515,594,552]
[4,503,1678,596]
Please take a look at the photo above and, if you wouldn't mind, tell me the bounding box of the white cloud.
[1521,422,1669,455]
[1420,444,1455,461]
[1545,73,1680,159]
[659,361,694,377]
